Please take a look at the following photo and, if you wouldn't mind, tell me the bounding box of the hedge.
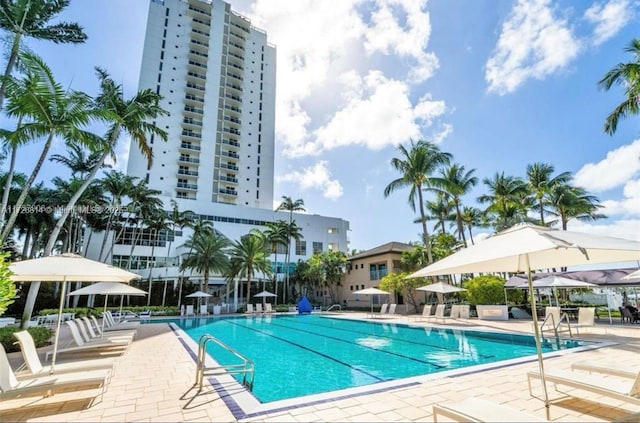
[0,326,53,353]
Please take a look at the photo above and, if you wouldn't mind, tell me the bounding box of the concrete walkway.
[1,314,639,422]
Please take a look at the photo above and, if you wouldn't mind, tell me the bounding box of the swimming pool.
[164,314,589,403]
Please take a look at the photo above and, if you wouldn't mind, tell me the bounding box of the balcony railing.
[178,169,199,176]
[181,130,202,139]
[177,182,198,190]
[180,142,201,151]
[179,156,200,164]
[219,188,238,196]
[220,163,239,171]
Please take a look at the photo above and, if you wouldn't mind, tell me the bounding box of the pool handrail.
[195,334,255,392]
[325,304,342,312]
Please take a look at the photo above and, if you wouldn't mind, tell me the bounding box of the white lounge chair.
[13,330,116,377]
[77,317,134,343]
[571,360,637,379]
[245,304,255,314]
[185,305,195,317]
[0,344,110,401]
[45,321,129,362]
[264,303,276,313]
[527,368,640,406]
[102,312,141,330]
[432,304,447,323]
[433,397,547,422]
[255,303,263,314]
[370,303,388,318]
[388,303,397,315]
[572,307,596,334]
[413,304,434,321]
[449,304,461,319]
[459,305,470,319]
[89,316,137,339]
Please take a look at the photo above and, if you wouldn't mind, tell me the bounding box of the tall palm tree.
[97,171,137,261]
[281,220,303,302]
[460,206,483,245]
[478,172,530,231]
[43,68,167,256]
[228,233,272,305]
[598,38,640,135]
[123,181,162,270]
[49,143,107,179]
[434,163,478,246]
[1,52,98,243]
[143,208,169,306]
[384,139,451,263]
[180,229,229,293]
[547,184,606,230]
[259,220,288,302]
[424,195,453,236]
[276,196,305,302]
[177,217,212,307]
[0,0,87,111]
[525,162,571,225]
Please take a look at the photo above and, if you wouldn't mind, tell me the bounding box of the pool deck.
[2,312,640,422]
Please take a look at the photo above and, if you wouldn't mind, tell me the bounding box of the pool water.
[167,314,587,403]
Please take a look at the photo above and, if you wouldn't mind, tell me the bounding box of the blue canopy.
[297,296,312,314]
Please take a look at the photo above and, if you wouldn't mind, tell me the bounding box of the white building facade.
[83,0,350,304]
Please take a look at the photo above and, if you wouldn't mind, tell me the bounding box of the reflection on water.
[355,336,392,348]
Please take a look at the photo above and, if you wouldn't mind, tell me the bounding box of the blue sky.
[12,0,640,252]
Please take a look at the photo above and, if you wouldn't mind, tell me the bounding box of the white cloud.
[308,71,447,153]
[601,179,640,217]
[574,139,640,192]
[364,0,439,82]
[276,161,344,200]
[565,219,640,241]
[244,0,444,158]
[104,137,131,172]
[485,0,580,95]
[584,0,634,46]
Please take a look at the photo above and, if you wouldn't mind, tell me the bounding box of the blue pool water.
[164,314,587,403]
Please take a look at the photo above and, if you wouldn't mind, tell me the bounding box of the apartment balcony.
[227,51,244,62]
[225,82,243,94]
[226,72,243,82]
[219,175,238,184]
[227,62,244,72]
[220,163,239,172]
[219,188,238,196]
[186,71,207,83]
[180,142,201,152]
[184,93,205,105]
[221,150,239,160]
[177,169,199,177]
[187,4,209,17]
[190,28,209,41]
[222,127,240,136]
[177,182,198,190]
[221,138,240,149]
[223,116,241,125]
[192,17,211,29]
[189,38,209,50]
[181,130,202,141]
[223,105,241,117]
[189,49,208,59]
[182,117,203,128]
[186,82,205,92]
[229,30,246,42]
[176,191,197,200]
[188,60,208,71]
[183,105,204,117]
[178,156,200,164]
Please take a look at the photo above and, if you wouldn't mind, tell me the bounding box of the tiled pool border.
[165,316,614,419]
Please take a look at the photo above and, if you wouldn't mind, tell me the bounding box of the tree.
[478,172,530,231]
[307,250,346,304]
[0,0,87,111]
[434,164,478,246]
[525,162,571,225]
[0,252,16,315]
[464,275,506,305]
[257,220,287,302]
[180,230,229,294]
[43,68,167,257]
[384,139,451,263]
[1,52,98,244]
[547,184,606,230]
[379,271,423,314]
[460,206,483,245]
[97,171,137,261]
[598,38,640,135]
[276,196,305,303]
[228,233,272,305]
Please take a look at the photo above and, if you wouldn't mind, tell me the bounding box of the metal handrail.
[539,313,558,337]
[556,313,573,338]
[325,304,342,312]
[195,334,254,392]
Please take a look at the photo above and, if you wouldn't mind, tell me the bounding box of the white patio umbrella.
[513,276,597,306]
[353,287,390,314]
[185,290,213,314]
[622,269,640,280]
[254,290,277,307]
[9,253,141,373]
[417,282,466,304]
[68,282,147,336]
[408,223,640,419]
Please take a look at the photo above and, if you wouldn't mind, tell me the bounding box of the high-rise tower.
[127,0,276,209]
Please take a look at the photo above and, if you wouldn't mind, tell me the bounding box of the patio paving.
[1,313,640,422]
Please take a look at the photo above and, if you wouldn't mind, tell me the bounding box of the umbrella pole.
[118,295,124,323]
[102,294,109,338]
[526,255,550,420]
[50,277,67,375]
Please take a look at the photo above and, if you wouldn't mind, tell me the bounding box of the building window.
[369,263,387,281]
[328,227,338,234]
[349,285,353,291]
[276,244,287,255]
[295,240,306,256]
[312,242,322,254]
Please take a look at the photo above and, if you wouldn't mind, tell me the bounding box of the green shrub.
[0,326,53,353]
[37,305,180,318]
[464,275,508,305]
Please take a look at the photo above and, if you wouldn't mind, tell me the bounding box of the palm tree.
[598,38,640,135]
[143,208,169,306]
[478,172,530,231]
[460,206,483,245]
[259,220,288,302]
[1,52,98,243]
[123,181,162,270]
[161,200,193,306]
[384,139,451,263]
[547,184,606,230]
[525,162,571,225]
[97,171,137,261]
[276,196,305,302]
[43,68,167,256]
[434,163,478,246]
[180,230,229,294]
[228,233,272,305]
[177,217,212,307]
[281,220,303,302]
[49,143,107,179]
[0,0,87,111]
[424,195,453,236]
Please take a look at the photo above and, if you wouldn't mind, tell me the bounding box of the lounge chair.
[433,397,547,422]
[527,368,640,406]
[199,306,209,316]
[245,304,255,314]
[510,306,532,319]
[459,305,470,320]
[68,320,131,347]
[568,307,595,334]
[388,303,397,316]
[571,360,637,379]
[413,304,434,321]
[432,304,446,323]
[89,316,137,339]
[185,305,195,317]
[264,303,276,313]
[13,330,116,377]
[449,304,461,319]
[78,317,134,343]
[371,303,388,318]
[255,303,263,314]
[102,312,141,330]
[0,344,110,401]
[44,321,129,362]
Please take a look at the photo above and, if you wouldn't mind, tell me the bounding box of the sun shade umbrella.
[254,290,277,307]
[68,282,147,336]
[513,276,597,306]
[408,223,640,419]
[623,269,640,281]
[185,290,213,314]
[353,287,390,314]
[417,281,466,304]
[9,253,141,373]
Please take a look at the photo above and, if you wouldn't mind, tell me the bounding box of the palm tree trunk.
[1,133,54,243]
[539,196,545,225]
[147,231,156,307]
[0,34,22,112]
[1,134,19,233]
[43,150,110,256]
[21,229,30,258]
[467,225,475,245]
[417,185,433,263]
[455,202,467,247]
